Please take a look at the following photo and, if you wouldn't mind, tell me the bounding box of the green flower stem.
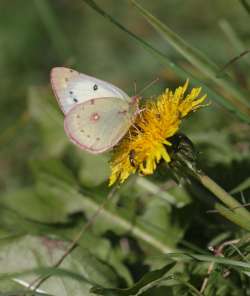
[170,136,250,231]
[214,203,250,232]
[197,174,250,229]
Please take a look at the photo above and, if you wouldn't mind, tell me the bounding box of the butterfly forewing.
[51,67,130,114]
[64,97,134,153]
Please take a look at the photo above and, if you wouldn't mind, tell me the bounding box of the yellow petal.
[109,80,207,185]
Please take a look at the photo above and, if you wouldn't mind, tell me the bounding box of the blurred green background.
[0,0,250,295]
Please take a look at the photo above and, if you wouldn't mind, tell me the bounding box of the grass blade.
[240,0,250,14]
[166,253,250,271]
[33,0,72,61]
[82,0,250,123]
[130,0,250,114]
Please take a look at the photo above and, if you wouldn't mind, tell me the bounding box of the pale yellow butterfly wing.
[51,67,130,114]
[64,97,135,154]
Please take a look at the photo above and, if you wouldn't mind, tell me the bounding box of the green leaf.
[30,158,78,187]
[135,177,184,207]
[30,158,178,252]
[90,262,176,295]
[76,150,110,187]
[230,177,250,194]
[139,198,185,248]
[1,157,82,224]
[0,235,119,295]
[3,155,178,254]
[28,86,68,157]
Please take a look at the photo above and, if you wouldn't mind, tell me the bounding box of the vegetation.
[0,0,249,295]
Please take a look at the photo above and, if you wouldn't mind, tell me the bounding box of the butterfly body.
[51,67,138,154]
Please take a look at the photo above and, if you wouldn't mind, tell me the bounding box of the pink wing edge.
[51,67,138,154]
[63,100,133,154]
[50,67,76,115]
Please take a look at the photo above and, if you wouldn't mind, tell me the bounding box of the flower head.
[109,80,206,186]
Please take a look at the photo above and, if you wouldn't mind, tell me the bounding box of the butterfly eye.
[93,84,98,91]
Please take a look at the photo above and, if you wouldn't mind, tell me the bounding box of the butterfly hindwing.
[64,97,134,153]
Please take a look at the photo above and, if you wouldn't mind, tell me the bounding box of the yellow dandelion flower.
[109,80,207,186]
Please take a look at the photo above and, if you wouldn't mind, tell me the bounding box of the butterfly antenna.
[137,77,160,96]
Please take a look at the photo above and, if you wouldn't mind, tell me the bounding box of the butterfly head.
[131,95,141,105]
[129,95,141,114]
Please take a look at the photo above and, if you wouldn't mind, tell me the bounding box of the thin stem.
[198,174,250,223]
[214,203,250,231]
[217,50,250,76]
[200,239,240,294]
[171,137,250,230]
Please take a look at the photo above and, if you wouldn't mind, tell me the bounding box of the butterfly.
[50,67,139,154]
